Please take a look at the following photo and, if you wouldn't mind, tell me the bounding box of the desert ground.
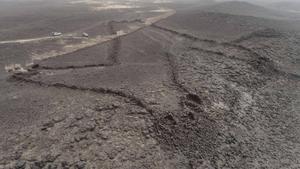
[0,0,300,169]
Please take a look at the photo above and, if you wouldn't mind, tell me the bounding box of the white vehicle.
[116,30,125,36]
[5,64,27,74]
[82,32,89,37]
[52,32,62,37]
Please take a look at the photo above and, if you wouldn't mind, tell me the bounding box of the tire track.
[151,24,216,44]
[107,21,121,65]
[151,24,261,57]
[36,21,123,70]
[0,36,85,45]
[29,11,175,69]
[152,24,281,75]
[11,69,203,156]
[156,25,300,81]
[153,24,272,64]
[232,28,283,43]
[0,20,142,45]
[188,46,248,63]
[29,21,147,67]
[7,17,220,165]
[108,37,121,64]
[36,63,114,70]
[152,52,218,163]
[165,52,190,94]
[11,72,156,116]
[4,10,215,168]
[164,52,204,107]
[10,70,214,167]
[106,20,143,65]
[108,19,143,26]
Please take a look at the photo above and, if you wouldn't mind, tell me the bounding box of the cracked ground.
[0,1,300,169]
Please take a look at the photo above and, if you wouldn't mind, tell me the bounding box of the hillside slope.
[202,1,300,20]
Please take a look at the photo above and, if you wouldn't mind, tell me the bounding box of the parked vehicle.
[51,32,62,36]
[82,32,89,37]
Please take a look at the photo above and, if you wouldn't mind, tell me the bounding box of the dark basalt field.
[0,0,299,169]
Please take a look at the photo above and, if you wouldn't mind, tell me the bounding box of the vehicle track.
[164,52,206,113]
[107,21,121,65]
[5,27,222,169]
[0,20,143,45]
[0,36,85,45]
[5,9,217,166]
[36,21,122,70]
[152,24,282,75]
[151,24,217,44]
[152,24,261,56]
[36,63,114,70]
[10,69,211,169]
[164,52,189,94]
[232,28,283,43]
[23,10,175,64]
[188,46,247,62]
[6,12,178,111]
[11,72,155,116]
[31,22,159,68]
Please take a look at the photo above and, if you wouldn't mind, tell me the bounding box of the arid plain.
[0,0,300,168]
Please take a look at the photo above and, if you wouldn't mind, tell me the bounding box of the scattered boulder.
[14,161,26,169]
[74,161,86,169]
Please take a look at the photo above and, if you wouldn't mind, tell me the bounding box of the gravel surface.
[0,1,299,169]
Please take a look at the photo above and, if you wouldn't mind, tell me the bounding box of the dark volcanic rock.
[0,1,300,169]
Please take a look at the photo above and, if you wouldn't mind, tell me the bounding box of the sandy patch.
[69,0,112,5]
[145,9,175,25]
[150,8,172,13]
[31,9,175,61]
[92,5,138,11]
[70,0,139,11]
[153,0,172,4]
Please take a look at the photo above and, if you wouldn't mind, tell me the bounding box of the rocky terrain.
[0,0,299,169]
